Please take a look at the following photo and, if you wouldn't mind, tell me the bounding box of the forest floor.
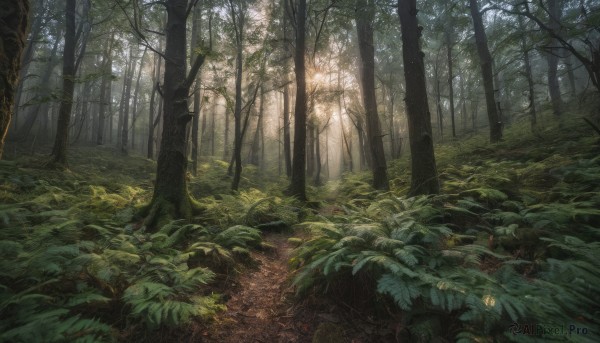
[199,225,397,343]
[198,233,309,342]
[2,111,599,342]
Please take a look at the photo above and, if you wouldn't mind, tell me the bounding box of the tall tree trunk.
[289,0,307,201]
[469,0,502,143]
[72,78,92,144]
[15,28,61,141]
[190,3,201,175]
[97,33,115,145]
[546,0,563,119]
[564,52,577,99]
[306,120,315,178]
[13,0,42,124]
[116,60,128,147]
[283,81,292,178]
[446,31,456,138]
[210,99,216,156]
[356,0,388,190]
[148,46,163,159]
[131,47,147,150]
[230,1,245,191]
[435,66,443,138]
[121,45,135,154]
[223,97,230,160]
[354,117,366,169]
[459,65,468,132]
[250,85,264,167]
[145,0,205,225]
[314,125,322,186]
[48,0,75,167]
[282,1,292,178]
[338,67,353,173]
[518,15,537,130]
[397,0,439,195]
[0,0,29,159]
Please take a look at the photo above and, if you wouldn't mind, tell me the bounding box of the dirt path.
[201,233,313,343]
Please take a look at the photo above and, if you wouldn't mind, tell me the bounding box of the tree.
[282,0,292,178]
[228,0,246,191]
[48,0,76,167]
[190,3,202,175]
[492,1,600,102]
[0,0,29,159]
[545,0,563,118]
[397,0,440,195]
[144,0,205,225]
[355,0,389,190]
[97,33,115,145]
[288,0,308,201]
[518,14,537,130]
[469,0,502,143]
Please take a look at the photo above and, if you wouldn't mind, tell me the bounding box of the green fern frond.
[377,273,420,310]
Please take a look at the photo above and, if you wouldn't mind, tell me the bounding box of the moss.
[312,322,345,343]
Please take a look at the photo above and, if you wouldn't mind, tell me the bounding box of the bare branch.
[114,0,169,61]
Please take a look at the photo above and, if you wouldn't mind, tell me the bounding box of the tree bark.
[356,0,389,190]
[546,0,563,119]
[14,27,61,141]
[121,45,135,154]
[314,125,322,186]
[148,42,163,159]
[446,31,456,138]
[434,64,443,138]
[229,0,245,191]
[518,15,537,130]
[145,0,205,226]
[190,3,201,175]
[250,85,264,167]
[289,0,308,201]
[48,0,75,167]
[397,0,439,195]
[97,33,115,145]
[13,0,42,125]
[283,81,292,178]
[564,52,577,99]
[0,0,29,159]
[282,1,292,178]
[469,0,502,143]
[306,120,315,178]
[131,47,147,151]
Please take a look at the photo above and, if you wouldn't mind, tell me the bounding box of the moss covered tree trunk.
[0,0,29,159]
[145,0,205,227]
[398,0,440,195]
[289,0,308,201]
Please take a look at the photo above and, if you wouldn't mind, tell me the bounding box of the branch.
[490,3,592,67]
[186,0,200,19]
[156,82,164,98]
[184,53,206,90]
[583,117,600,137]
[115,0,169,61]
[144,28,165,36]
[144,1,167,8]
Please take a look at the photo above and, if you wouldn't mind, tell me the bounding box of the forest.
[0,0,599,341]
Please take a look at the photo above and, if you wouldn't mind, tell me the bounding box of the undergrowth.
[0,147,299,342]
[292,117,600,342]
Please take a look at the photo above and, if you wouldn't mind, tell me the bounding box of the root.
[140,193,204,231]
